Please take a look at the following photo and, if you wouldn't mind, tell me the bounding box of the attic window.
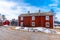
[46,16,49,20]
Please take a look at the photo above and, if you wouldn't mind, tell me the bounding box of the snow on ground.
[56,32,60,34]
[3,25,9,26]
[15,27,21,29]
[15,27,57,34]
[0,27,60,40]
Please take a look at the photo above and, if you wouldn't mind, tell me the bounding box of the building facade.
[18,12,54,29]
[3,20,10,25]
[11,19,18,26]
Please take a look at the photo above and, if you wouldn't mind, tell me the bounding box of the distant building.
[0,14,2,20]
[0,19,3,26]
[18,10,54,29]
[0,14,9,26]
[2,15,6,21]
[54,21,60,27]
[11,19,18,26]
[3,20,10,25]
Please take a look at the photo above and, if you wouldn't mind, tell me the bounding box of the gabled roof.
[19,12,54,17]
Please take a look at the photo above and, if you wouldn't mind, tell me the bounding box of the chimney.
[38,10,41,15]
[28,11,30,14]
[39,10,40,13]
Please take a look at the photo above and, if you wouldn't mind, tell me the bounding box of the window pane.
[21,22,23,26]
[46,16,49,20]
[46,22,50,27]
[32,22,35,26]
[32,16,35,20]
[21,17,23,20]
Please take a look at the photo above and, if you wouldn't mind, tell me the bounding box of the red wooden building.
[18,12,54,29]
[3,20,10,25]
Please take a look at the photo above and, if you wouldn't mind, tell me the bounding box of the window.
[32,16,35,20]
[46,16,49,20]
[32,22,35,26]
[21,17,23,20]
[21,22,23,26]
[46,22,50,27]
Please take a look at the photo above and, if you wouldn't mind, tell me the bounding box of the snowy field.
[0,26,60,40]
[14,26,59,34]
[0,26,59,40]
[3,25,60,34]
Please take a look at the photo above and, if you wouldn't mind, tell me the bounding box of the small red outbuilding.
[3,20,10,25]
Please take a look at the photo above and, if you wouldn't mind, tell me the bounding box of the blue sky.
[0,0,60,21]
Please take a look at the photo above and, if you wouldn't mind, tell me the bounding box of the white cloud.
[0,0,59,21]
[55,13,60,21]
[48,0,60,21]
[51,0,59,4]
[0,0,41,20]
[49,4,58,7]
[49,0,59,7]
[53,7,60,21]
[0,1,17,20]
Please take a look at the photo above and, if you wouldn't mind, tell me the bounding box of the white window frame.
[21,22,23,26]
[32,16,35,20]
[32,22,35,26]
[46,22,50,27]
[21,16,23,20]
[46,16,49,20]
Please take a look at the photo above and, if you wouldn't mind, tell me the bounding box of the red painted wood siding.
[49,15,53,29]
[18,15,53,29]
[18,16,21,26]
[23,16,32,27]
[40,16,45,27]
[45,15,53,29]
[3,20,10,25]
[35,16,41,27]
